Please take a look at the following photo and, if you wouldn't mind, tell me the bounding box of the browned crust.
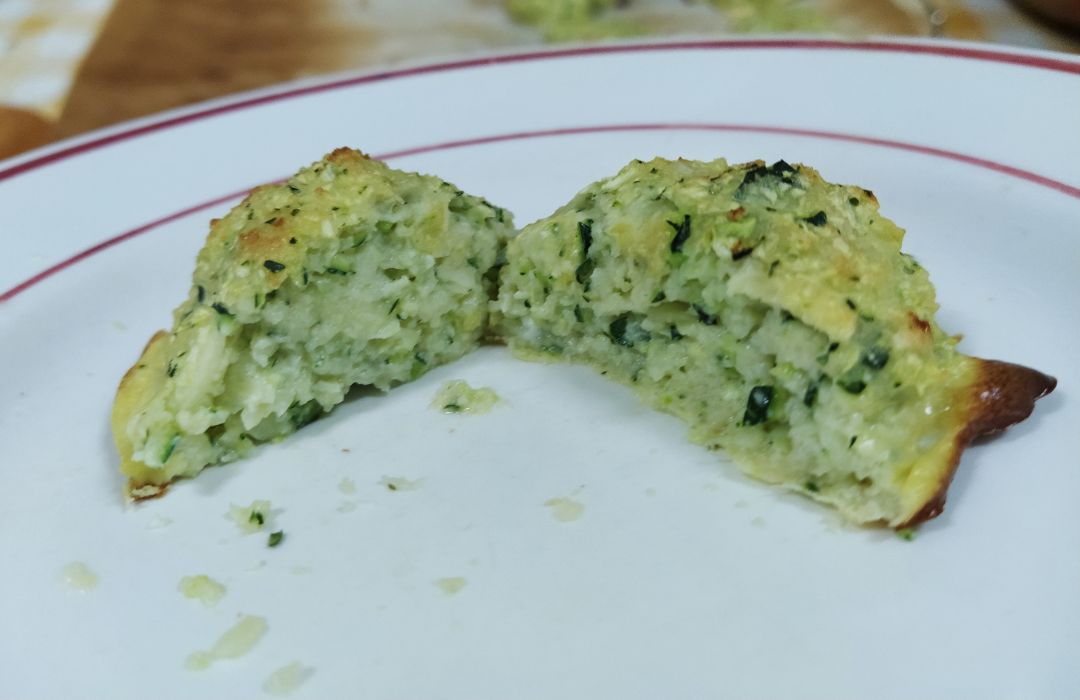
[114,330,175,502]
[129,482,170,501]
[898,359,1057,527]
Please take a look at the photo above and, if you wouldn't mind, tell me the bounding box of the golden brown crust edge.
[112,330,173,502]
[898,359,1057,528]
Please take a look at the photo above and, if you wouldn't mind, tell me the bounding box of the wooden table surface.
[2,0,1077,161]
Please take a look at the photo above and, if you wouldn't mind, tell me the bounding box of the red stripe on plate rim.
[1,39,1079,184]
[3,122,1078,304]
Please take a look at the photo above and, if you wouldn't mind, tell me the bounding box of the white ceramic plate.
[1,39,1078,699]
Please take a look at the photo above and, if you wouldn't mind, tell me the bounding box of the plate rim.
[2,36,1078,184]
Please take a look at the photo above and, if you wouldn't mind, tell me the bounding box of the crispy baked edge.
[114,330,173,502]
[896,359,1057,527]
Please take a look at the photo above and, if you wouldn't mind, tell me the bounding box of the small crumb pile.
[229,500,284,547]
[379,476,422,492]
[434,576,467,596]
[430,379,501,414]
[544,496,585,523]
[185,615,268,671]
[59,562,98,592]
[263,661,314,696]
[230,500,273,533]
[178,575,226,607]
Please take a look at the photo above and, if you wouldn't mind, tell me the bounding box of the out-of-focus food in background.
[1014,0,1080,30]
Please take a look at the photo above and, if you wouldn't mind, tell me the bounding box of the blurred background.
[1,0,1077,161]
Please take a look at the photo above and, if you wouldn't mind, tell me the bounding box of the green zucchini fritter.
[113,148,513,497]
[493,157,1054,527]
